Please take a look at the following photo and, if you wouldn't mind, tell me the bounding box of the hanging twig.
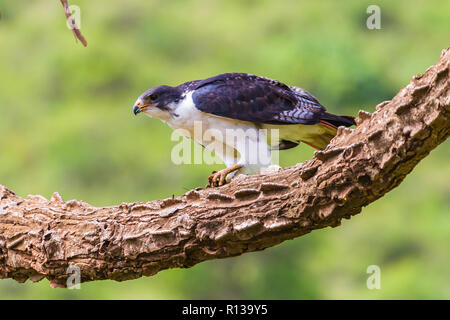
[60,0,87,47]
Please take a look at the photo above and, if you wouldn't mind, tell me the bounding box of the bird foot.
[208,164,242,187]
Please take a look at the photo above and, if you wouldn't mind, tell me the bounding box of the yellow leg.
[208,164,242,187]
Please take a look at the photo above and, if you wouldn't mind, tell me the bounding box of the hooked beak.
[133,100,154,115]
[133,104,142,115]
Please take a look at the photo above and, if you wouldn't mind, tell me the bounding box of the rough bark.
[0,48,448,288]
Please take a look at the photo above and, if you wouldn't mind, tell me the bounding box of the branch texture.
[0,48,449,287]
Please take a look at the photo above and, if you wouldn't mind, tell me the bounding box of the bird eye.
[148,94,158,100]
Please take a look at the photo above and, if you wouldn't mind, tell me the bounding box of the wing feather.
[191,73,325,125]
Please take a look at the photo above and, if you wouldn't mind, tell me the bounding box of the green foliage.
[0,0,448,299]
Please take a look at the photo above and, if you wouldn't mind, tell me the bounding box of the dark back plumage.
[190,73,329,125]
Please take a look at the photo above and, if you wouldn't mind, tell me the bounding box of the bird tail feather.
[300,112,356,150]
[319,112,356,129]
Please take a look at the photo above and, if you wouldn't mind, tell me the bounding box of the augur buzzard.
[133,73,355,186]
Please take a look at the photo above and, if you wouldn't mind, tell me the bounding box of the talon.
[209,171,221,187]
[208,171,219,187]
[207,164,242,187]
[219,172,226,186]
[208,171,218,186]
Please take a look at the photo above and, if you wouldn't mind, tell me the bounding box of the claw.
[208,164,242,187]
[208,171,224,187]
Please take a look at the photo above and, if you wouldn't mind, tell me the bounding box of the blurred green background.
[0,0,449,299]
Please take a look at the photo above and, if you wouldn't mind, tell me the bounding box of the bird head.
[133,85,181,117]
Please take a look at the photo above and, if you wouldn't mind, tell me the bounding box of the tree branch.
[1,48,448,287]
[60,0,87,47]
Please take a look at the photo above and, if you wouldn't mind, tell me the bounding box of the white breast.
[163,91,272,173]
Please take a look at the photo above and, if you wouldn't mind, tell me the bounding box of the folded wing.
[192,73,326,125]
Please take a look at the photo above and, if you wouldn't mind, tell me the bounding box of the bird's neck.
[143,107,173,122]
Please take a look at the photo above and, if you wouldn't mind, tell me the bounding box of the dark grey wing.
[191,73,325,125]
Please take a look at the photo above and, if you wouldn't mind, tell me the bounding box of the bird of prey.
[133,73,355,186]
